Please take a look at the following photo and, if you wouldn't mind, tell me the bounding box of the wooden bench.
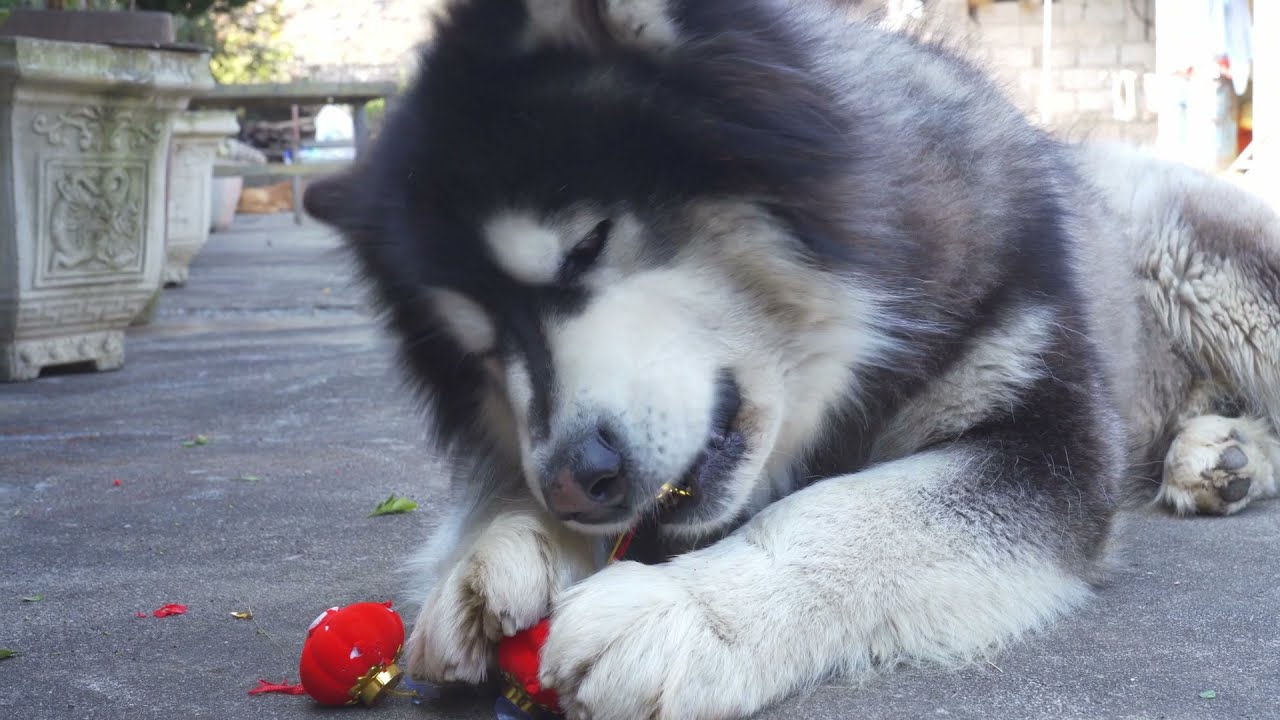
[191,81,398,223]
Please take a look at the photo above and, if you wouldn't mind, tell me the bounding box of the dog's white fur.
[428,289,498,355]
[483,211,571,286]
[404,498,596,684]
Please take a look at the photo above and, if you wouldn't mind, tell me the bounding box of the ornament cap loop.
[501,672,540,714]
[351,662,404,706]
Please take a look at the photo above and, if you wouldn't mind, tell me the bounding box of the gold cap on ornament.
[658,482,694,502]
[350,662,404,706]
[501,672,541,714]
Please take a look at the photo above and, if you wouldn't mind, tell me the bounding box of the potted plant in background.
[0,0,215,380]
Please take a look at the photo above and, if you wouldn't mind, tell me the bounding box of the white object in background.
[1142,72,1163,116]
[298,146,357,163]
[1159,0,1253,95]
[314,104,355,142]
[1039,0,1054,126]
[1223,0,1253,96]
[1113,70,1139,122]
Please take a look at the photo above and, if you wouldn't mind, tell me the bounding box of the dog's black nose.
[543,430,626,523]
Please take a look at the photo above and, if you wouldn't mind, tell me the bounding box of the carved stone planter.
[210,174,244,233]
[164,110,240,287]
[0,37,213,381]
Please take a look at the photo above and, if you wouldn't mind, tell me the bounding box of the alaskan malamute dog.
[304,1,1280,718]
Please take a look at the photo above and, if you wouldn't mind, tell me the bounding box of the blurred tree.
[180,1,297,85]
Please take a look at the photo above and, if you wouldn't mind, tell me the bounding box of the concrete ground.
[2,214,1277,720]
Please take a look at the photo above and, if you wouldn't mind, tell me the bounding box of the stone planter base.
[2,330,124,381]
[164,110,240,286]
[0,37,212,381]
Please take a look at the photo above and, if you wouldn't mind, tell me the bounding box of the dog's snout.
[577,430,624,497]
[543,429,627,523]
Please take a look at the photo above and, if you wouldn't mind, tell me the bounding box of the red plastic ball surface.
[298,601,405,706]
[497,618,561,712]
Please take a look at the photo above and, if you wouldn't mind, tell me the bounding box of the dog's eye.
[559,219,612,283]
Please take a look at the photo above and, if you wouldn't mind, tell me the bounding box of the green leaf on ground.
[1199,690,1217,700]
[21,594,43,603]
[182,434,211,448]
[369,494,418,517]
[0,649,18,660]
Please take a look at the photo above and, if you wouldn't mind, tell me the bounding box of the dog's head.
[306,0,898,538]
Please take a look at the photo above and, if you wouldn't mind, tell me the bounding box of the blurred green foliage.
[192,2,295,84]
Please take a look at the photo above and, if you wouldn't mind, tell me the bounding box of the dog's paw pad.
[1218,474,1252,503]
[1200,441,1257,509]
[1216,445,1249,472]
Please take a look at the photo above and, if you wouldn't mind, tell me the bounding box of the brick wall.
[966,0,1159,145]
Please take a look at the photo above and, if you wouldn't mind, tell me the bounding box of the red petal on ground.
[134,612,146,618]
[152,603,188,618]
[248,679,307,696]
[112,479,122,487]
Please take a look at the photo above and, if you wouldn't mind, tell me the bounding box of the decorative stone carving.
[43,162,148,282]
[163,110,240,287]
[32,106,165,153]
[0,36,214,381]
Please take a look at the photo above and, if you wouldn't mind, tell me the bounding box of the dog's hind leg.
[1077,142,1280,423]
[1158,414,1280,515]
[1122,149,1280,430]
[1089,144,1280,516]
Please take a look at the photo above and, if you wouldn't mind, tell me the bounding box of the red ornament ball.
[497,618,561,714]
[299,600,406,706]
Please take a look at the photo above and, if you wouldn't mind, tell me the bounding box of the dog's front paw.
[405,512,590,686]
[540,562,757,720]
[1160,416,1274,516]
